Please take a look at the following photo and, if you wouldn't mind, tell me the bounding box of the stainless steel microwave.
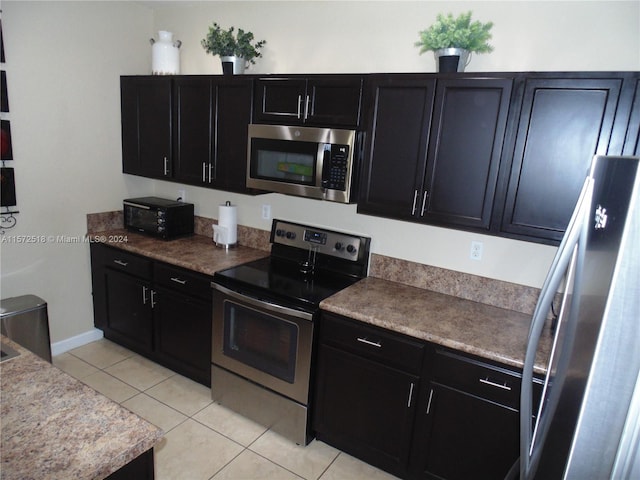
[123,197,194,240]
[246,124,357,203]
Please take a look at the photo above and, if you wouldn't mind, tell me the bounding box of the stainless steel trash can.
[0,295,52,362]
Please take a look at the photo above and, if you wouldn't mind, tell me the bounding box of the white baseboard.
[51,328,104,356]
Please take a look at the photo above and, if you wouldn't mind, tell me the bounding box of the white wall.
[0,1,155,343]
[0,1,638,344]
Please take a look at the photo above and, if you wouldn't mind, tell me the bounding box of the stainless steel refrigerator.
[516,155,640,479]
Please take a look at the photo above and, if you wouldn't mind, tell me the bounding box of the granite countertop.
[92,229,547,374]
[0,336,163,480]
[320,277,550,374]
[90,229,268,276]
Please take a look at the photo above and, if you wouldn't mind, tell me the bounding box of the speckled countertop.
[91,228,547,374]
[90,229,268,276]
[0,336,163,480]
[320,277,550,374]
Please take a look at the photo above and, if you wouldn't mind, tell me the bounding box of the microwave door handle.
[320,145,331,189]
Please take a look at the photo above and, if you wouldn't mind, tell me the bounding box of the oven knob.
[276,229,285,237]
[286,231,296,240]
[346,244,357,254]
[334,242,343,251]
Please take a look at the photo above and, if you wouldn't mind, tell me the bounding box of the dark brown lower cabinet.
[313,312,425,477]
[314,344,419,476]
[313,313,538,480]
[153,285,211,386]
[408,384,519,480]
[106,448,155,480]
[104,268,154,355]
[90,242,212,386]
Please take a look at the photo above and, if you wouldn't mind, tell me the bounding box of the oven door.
[212,284,315,405]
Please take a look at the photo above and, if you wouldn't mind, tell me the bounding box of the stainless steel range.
[211,219,370,445]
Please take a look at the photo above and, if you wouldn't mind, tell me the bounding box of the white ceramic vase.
[151,31,181,75]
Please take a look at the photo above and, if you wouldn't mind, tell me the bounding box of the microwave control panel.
[322,144,350,191]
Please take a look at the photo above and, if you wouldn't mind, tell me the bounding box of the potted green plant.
[201,22,266,74]
[415,11,493,72]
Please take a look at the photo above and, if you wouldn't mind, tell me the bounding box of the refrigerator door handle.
[519,177,594,480]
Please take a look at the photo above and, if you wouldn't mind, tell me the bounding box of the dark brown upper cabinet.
[121,75,254,194]
[254,75,363,127]
[173,76,253,192]
[121,76,173,179]
[358,74,513,231]
[498,75,624,243]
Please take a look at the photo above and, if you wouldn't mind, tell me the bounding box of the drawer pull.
[479,377,512,391]
[170,277,188,285]
[356,337,382,348]
[113,260,129,267]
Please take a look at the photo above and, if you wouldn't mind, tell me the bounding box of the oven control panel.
[271,220,369,262]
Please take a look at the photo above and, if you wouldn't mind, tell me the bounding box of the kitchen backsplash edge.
[87,211,540,315]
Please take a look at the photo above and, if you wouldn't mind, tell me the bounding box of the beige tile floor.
[53,338,400,480]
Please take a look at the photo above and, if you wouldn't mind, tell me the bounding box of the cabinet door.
[173,77,214,185]
[410,383,519,480]
[104,268,153,355]
[421,78,512,229]
[305,76,363,127]
[501,77,622,243]
[153,286,212,386]
[254,76,362,127]
[314,344,419,476]
[357,75,435,219]
[254,78,307,124]
[622,78,640,156]
[121,76,172,178]
[214,78,254,192]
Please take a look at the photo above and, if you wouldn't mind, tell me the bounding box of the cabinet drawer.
[101,245,152,279]
[154,262,212,299]
[320,313,424,375]
[432,349,522,408]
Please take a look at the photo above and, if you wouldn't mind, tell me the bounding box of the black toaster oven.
[123,197,194,240]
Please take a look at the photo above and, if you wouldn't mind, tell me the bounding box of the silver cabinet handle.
[407,382,415,408]
[297,94,302,119]
[356,337,382,348]
[479,377,512,391]
[304,95,310,120]
[202,162,206,182]
[113,260,128,267]
[170,277,187,285]
[426,388,434,415]
[420,190,429,216]
[142,286,148,305]
[208,162,213,183]
[411,190,419,215]
[150,290,156,308]
[163,156,169,176]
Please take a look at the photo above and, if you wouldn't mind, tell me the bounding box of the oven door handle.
[212,283,315,322]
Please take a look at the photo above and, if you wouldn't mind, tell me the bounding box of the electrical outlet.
[262,204,271,220]
[470,241,483,261]
[177,189,186,202]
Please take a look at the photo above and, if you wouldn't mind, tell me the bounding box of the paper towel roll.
[215,201,237,246]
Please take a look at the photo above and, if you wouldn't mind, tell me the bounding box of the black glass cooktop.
[213,257,360,312]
